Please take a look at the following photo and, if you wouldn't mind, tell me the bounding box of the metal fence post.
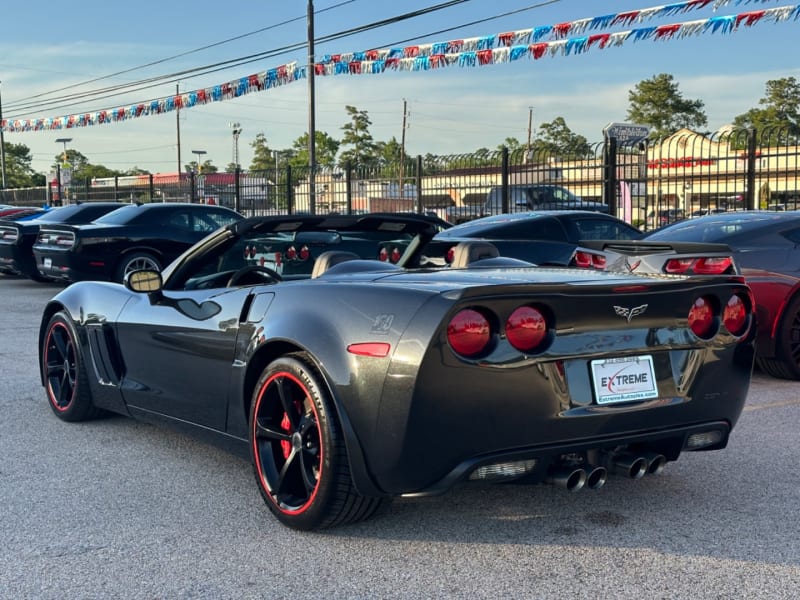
[501,146,509,214]
[604,136,618,215]
[416,155,423,214]
[189,171,197,203]
[114,175,119,201]
[286,165,293,214]
[56,165,62,206]
[745,128,757,210]
[149,174,155,203]
[345,161,353,214]
[234,167,241,213]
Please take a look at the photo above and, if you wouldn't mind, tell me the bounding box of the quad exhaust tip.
[546,465,607,492]
[614,453,667,478]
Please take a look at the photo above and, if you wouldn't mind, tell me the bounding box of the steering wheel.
[226,265,283,287]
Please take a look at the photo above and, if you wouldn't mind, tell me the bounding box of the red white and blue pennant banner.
[2,0,796,133]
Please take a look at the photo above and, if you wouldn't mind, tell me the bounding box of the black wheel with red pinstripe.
[249,352,385,530]
[42,311,102,422]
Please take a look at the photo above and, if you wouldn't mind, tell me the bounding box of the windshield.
[170,226,421,290]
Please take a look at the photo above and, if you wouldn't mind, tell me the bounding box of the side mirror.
[125,269,163,294]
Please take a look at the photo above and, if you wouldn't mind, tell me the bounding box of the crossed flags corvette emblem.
[614,304,649,322]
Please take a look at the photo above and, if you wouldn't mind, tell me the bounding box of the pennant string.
[2,1,796,133]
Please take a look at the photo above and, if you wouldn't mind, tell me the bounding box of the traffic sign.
[603,122,650,146]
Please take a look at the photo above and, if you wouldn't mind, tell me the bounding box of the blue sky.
[1,0,798,176]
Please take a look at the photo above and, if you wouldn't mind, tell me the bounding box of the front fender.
[38,281,134,387]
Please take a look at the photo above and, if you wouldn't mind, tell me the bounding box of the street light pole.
[0,81,7,189]
[54,137,73,204]
[55,137,72,166]
[191,150,207,204]
[191,149,207,172]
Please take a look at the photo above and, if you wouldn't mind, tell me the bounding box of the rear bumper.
[401,420,730,496]
[32,249,113,282]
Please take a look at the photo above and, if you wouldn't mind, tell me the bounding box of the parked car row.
[0,202,243,283]
[6,203,800,382]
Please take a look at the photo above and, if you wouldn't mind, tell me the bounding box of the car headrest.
[449,241,500,268]
[311,250,361,278]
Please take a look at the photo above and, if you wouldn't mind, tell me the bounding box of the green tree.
[375,137,405,176]
[2,142,43,188]
[248,133,274,171]
[52,149,89,173]
[732,77,800,144]
[497,137,523,153]
[533,117,592,158]
[290,131,340,169]
[184,160,217,174]
[338,105,379,170]
[78,164,122,180]
[626,73,707,139]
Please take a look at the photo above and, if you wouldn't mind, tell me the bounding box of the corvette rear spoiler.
[574,240,739,275]
[578,240,734,255]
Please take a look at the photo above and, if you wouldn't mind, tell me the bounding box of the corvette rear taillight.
[573,251,606,269]
[505,306,548,352]
[379,247,388,262]
[285,246,297,260]
[665,257,733,275]
[688,295,717,339]
[723,293,749,336]
[447,309,492,358]
[693,257,733,274]
[390,247,402,264]
[445,246,456,265]
[299,245,310,261]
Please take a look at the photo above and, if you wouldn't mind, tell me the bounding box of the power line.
[10,0,359,106]
[5,0,476,118]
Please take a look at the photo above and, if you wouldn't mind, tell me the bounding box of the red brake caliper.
[280,412,292,459]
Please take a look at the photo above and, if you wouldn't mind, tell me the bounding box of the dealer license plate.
[43,257,52,269]
[590,355,659,405]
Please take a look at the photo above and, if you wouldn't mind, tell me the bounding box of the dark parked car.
[642,211,800,379]
[39,213,754,530]
[0,202,127,281]
[409,211,642,269]
[32,202,243,283]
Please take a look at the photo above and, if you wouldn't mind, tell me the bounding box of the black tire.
[249,352,385,530]
[756,295,800,380]
[115,251,161,283]
[42,311,102,421]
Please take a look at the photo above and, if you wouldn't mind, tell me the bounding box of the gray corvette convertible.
[39,213,755,530]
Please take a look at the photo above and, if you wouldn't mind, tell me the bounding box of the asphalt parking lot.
[2,274,800,599]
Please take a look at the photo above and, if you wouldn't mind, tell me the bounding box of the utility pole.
[399,98,408,198]
[307,0,316,215]
[0,81,7,189]
[176,84,182,176]
[525,106,534,164]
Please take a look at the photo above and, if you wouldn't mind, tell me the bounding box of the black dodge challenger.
[38,213,755,530]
